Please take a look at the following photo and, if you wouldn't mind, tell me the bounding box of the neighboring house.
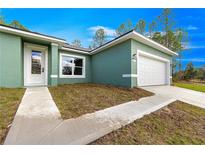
[0,24,178,88]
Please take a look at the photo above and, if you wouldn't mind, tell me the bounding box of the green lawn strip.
[91,101,205,145]
[49,83,153,119]
[0,88,25,144]
[174,82,205,93]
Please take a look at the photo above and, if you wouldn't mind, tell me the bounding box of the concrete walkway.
[142,86,205,109]
[4,87,62,144]
[4,86,175,144]
[39,95,175,144]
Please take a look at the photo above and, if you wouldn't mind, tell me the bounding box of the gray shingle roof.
[62,43,91,52]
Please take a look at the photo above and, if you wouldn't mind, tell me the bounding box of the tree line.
[0,15,28,30]
[174,62,205,81]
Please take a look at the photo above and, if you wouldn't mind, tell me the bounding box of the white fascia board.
[132,31,178,56]
[61,47,91,55]
[91,31,178,56]
[0,25,66,44]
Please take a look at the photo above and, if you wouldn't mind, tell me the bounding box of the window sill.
[59,75,86,79]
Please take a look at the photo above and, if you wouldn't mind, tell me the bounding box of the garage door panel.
[138,55,167,86]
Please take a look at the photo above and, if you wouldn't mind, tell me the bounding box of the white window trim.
[59,53,86,78]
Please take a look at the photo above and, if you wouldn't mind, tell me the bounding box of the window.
[60,54,85,78]
[31,50,42,74]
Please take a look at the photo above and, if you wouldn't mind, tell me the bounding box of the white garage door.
[138,55,167,86]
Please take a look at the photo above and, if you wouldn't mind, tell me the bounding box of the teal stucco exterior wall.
[92,40,132,88]
[0,32,23,87]
[50,43,59,86]
[57,50,92,85]
[131,39,172,60]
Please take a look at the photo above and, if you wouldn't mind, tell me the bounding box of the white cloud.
[182,44,205,50]
[187,25,198,30]
[32,55,41,60]
[86,38,93,42]
[188,45,205,49]
[176,58,205,62]
[88,26,116,37]
[186,16,202,20]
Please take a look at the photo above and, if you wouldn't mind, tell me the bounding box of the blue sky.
[1,8,205,70]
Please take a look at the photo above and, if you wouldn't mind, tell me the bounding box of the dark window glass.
[74,67,82,75]
[62,67,72,75]
[31,51,41,74]
[74,58,83,67]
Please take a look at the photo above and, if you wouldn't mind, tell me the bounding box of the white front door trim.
[24,43,48,86]
[137,49,170,86]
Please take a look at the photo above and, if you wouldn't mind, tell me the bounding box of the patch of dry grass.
[49,83,153,119]
[0,88,25,144]
[91,101,205,145]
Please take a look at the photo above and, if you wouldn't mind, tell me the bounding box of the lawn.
[174,82,205,93]
[49,83,153,119]
[0,88,25,144]
[91,101,205,145]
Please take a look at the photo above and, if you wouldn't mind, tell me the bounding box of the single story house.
[0,24,178,88]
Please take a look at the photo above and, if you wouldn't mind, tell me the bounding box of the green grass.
[49,83,153,119]
[0,88,25,144]
[91,101,205,145]
[174,82,205,93]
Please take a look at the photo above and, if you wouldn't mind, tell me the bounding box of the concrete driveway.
[142,85,205,109]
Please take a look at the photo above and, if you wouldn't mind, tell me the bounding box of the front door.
[24,43,47,86]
